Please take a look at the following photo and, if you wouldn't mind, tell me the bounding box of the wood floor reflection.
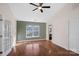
[8,40,79,56]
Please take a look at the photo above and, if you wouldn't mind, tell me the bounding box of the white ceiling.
[8,3,66,22]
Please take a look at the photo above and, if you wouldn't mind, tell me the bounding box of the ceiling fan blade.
[40,9,43,13]
[42,6,50,8]
[33,8,38,11]
[39,3,43,6]
[29,3,38,7]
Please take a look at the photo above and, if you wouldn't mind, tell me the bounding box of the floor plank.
[8,40,79,56]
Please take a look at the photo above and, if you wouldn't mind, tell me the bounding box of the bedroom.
[0,3,79,56]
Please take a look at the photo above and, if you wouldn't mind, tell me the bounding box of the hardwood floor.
[8,40,79,56]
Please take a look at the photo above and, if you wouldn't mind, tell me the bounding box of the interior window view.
[26,25,40,38]
[0,3,79,56]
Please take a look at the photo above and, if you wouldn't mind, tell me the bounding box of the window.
[26,25,40,38]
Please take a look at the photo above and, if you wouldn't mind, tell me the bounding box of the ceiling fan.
[29,3,50,13]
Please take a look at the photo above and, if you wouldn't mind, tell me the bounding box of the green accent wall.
[17,21,46,41]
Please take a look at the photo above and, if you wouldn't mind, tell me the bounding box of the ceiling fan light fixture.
[38,7,42,9]
[29,3,50,13]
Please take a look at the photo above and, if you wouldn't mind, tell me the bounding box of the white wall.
[0,4,16,55]
[47,3,79,54]
[69,4,79,53]
[47,4,69,50]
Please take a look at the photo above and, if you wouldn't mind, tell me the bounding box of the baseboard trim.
[16,39,46,43]
[2,48,12,56]
[52,41,79,54]
[69,49,79,54]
